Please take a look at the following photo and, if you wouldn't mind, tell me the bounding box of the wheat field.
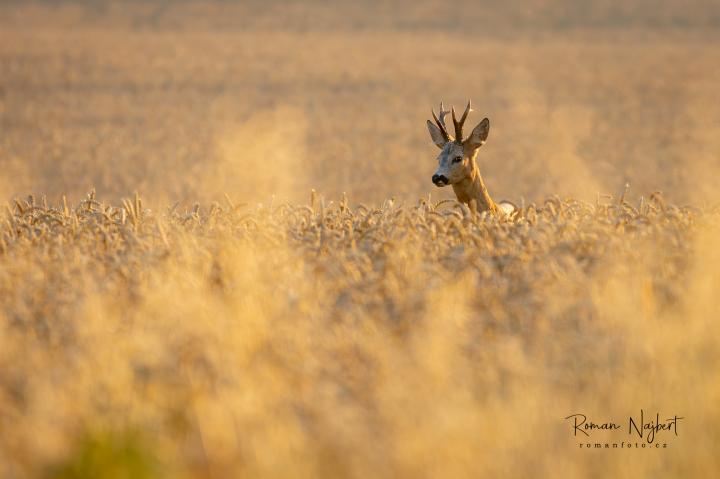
[1,1,720,478]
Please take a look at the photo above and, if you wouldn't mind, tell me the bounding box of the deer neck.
[452,166,499,214]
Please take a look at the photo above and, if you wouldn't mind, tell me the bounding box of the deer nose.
[432,174,448,186]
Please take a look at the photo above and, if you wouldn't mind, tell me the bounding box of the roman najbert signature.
[565,410,683,444]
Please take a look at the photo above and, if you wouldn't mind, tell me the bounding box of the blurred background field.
[1,0,720,206]
[1,1,720,478]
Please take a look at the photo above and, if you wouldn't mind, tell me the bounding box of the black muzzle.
[432,174,448,186]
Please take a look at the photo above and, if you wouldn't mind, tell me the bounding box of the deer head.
[426,100,490,187]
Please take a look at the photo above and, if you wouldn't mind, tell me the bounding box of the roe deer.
[427,100,516,217]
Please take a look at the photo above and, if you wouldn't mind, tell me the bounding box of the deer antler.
[452,100,472,142]
[431,101,453,142]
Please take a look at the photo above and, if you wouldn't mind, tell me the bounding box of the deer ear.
[465,118,490,149]
[427,120,447,149]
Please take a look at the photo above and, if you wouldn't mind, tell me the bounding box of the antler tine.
[432,101,453,141]
[460,100,472,129]
[451,106,459,140]
[431,109,448,141]
[452,100,473,141]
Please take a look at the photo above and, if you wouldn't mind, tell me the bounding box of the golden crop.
[1,2,720,478]
[1,189,718,478]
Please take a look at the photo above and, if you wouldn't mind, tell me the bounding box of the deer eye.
[452,156,463,164]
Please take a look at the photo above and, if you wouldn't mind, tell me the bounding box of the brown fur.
[427,101,509,216]
[451,157,500,215]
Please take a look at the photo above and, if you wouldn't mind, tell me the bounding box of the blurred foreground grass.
[0,190,718,478]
